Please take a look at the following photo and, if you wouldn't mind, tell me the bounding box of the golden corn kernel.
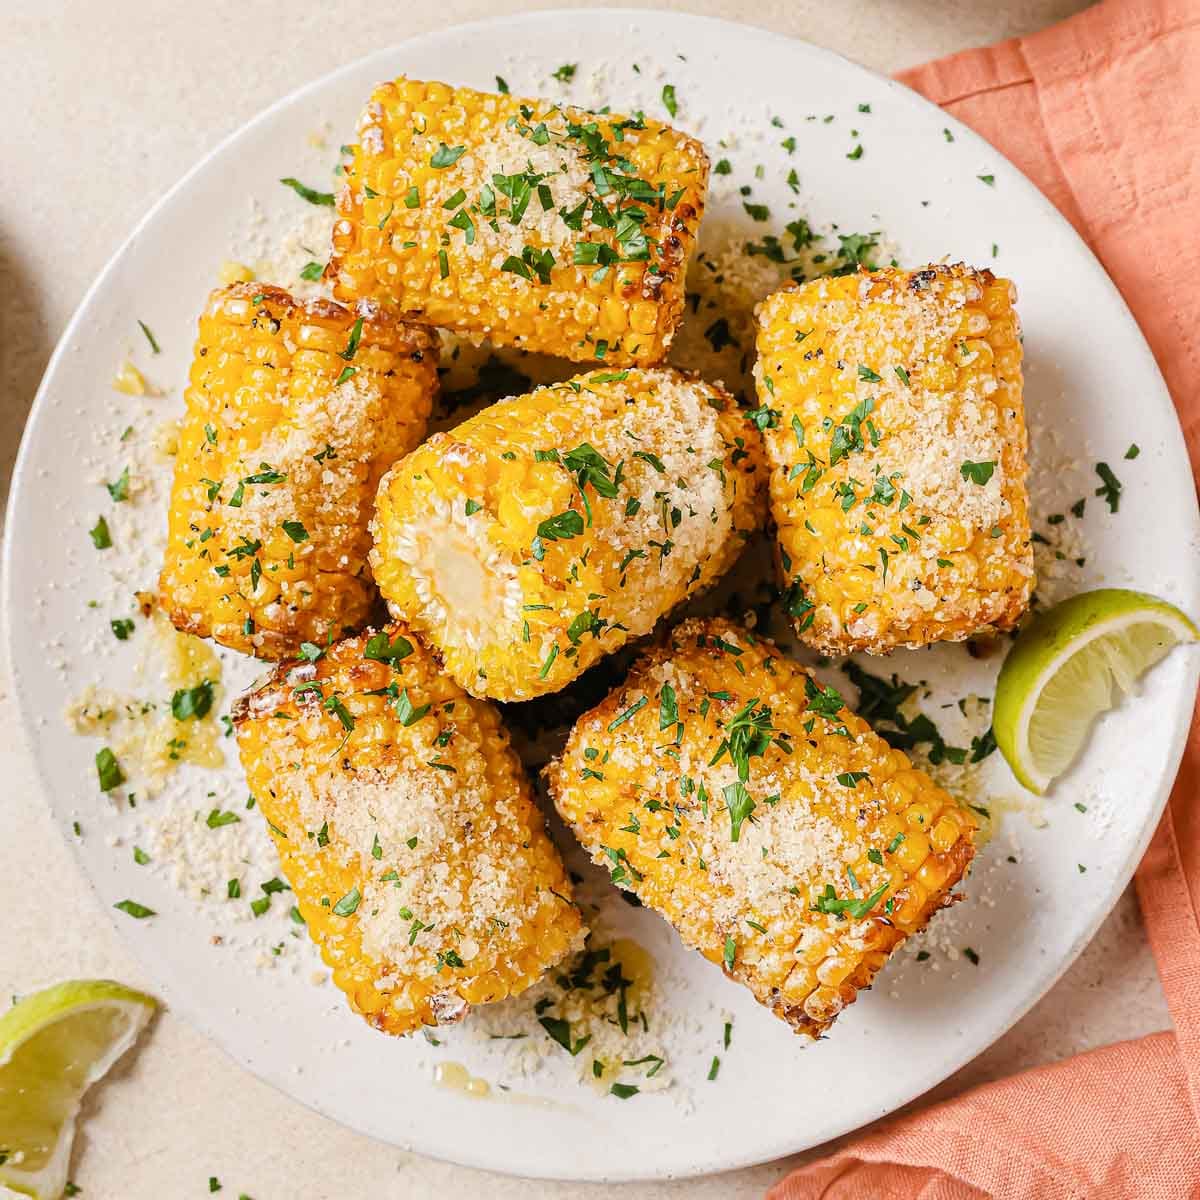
[234,626,584,1036]
[755,264,1034,654]
[330,76,709,365]
[370,368,766,700]
[546,617,977,1039]
[159,283,438,659]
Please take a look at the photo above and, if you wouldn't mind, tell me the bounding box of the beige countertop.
[0,2,1169,1196]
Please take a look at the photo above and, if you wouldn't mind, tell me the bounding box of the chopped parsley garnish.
[495,76,509,93]
[963,947,980,965]
[1125,443,1140,459]
[1095,462,1122,512]
[723,781,755,842]
[662,84,678,117]
[339,317,364,361]
[610,1083,639,1099]
[110,618,135,640]
[363,631,414,663]
[977,174,995,186]
[429,143,467,168]
[281,519,308,543]
[95,747,124,791]
[299,260,325,281]
[704,317,734,352]
[323,694,355,732]
[537,510,584,541]
[813,880,888,919]
[746,404,779,431]
[279,177,334,206]
[206,809,240,829]
[89,517,112,550]
[501,244,556,284]
[539,1015,590,1055]
[723,935,736,971]
[332,887,361,917]
[171,681,214,721]
[561,442,619,523]
[114,899,155,919]
[803,676,846,719]
[713,699,778,785]
[827,397,875,466]
[658,683,678,730]
[846,144,864,160]
[552,63,577,82]
[960,460,996,486]
[394,689,431,727]
[137,320,160,353]
[608,696,648,732]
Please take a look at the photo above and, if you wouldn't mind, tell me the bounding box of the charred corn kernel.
[754,264,1034,655]
[546,617,976,1039]
[370,367,766,701]
[329,76,708,365]
[233,625,584,1036]
[160,284,438,659]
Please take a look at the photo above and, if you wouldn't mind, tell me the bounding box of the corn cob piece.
[160,284,438,659]
[370,366,766,701]
[328,76,709,365]
[233,624,584,1036]
[546,617,976,1037]
[754,264,1033,655]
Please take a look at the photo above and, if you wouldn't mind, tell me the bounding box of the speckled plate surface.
[5,9,1198,1182]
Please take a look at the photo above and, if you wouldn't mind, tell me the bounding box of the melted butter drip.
[577,938,656,1092]
[67,613,224,795]
[434,1061,491,1098]
[609,938,655,996]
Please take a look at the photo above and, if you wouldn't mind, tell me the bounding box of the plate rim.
[4,7,1197,1182]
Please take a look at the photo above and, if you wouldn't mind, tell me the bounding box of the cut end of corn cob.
[754,264,1033,655]
[546,616,976,1038]
[329,76,708,365]
[159,283,439,659]
[233,625,585,1036]
[369,366,766,701]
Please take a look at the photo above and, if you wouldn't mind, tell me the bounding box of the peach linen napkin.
[772,1,1200,1197]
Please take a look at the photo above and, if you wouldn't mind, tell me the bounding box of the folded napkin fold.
[773,2,1200,1195]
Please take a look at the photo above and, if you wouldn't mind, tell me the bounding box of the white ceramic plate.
[6,9,1199,1182]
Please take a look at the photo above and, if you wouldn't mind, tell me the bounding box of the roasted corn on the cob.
[546,617,976,1037]
[328,76,709,365]
[754,265,1033,655]
[160,284,438,658]
[233,624,584,1036]
[369,367,766,701]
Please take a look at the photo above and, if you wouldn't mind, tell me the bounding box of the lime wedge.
[0,980,156,1199]
[994,588,1197,794]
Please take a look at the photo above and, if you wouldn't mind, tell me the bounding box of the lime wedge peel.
[0,980,156,1200]
[993,588,1197,795]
